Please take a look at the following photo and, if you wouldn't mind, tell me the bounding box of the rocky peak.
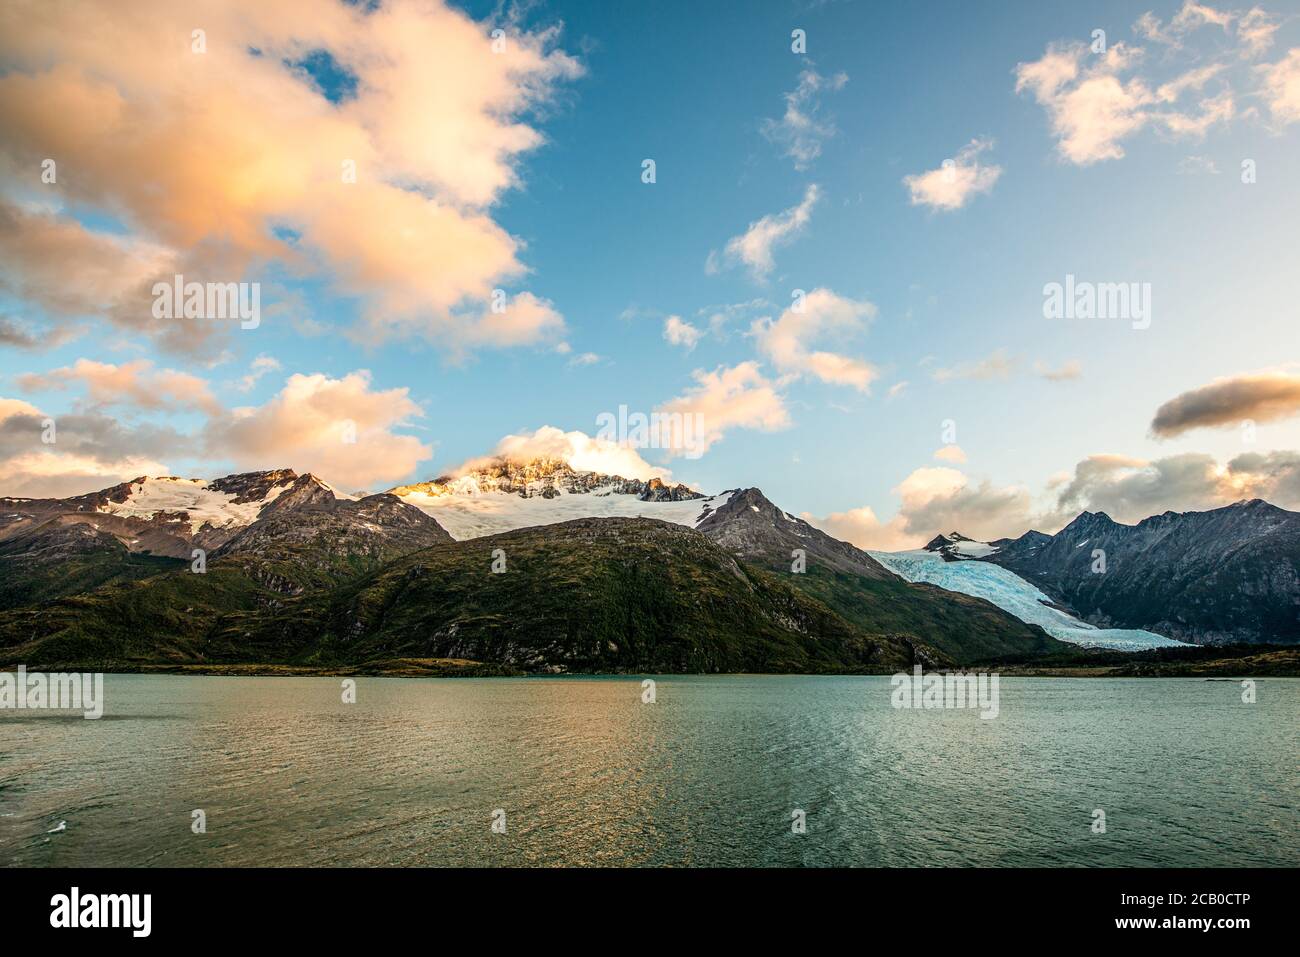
[390,456,703,503]
[695,487,894,581]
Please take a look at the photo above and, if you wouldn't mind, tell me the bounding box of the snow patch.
[98,476,293,533]
[394,488,735,540]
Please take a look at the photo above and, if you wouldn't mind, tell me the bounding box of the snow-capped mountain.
[922,531,1000,560]
[0,469,350,557]
[986,501,1300,644]
[386,457,730,540]
[872,540,1186,651]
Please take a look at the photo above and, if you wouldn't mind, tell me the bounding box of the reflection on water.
[2,674,1296,866]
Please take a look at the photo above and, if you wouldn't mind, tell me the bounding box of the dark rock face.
[215,483,453,590]
[987,500,1300,644]
[696,487,894,580]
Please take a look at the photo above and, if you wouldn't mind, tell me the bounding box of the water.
[2,674,1295,867]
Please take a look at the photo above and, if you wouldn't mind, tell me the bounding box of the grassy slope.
[222,520,939,674]
[1,520,946,674]
[770,564,1067,661]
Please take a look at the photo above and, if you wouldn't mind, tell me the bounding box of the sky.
[2,0,1300,549]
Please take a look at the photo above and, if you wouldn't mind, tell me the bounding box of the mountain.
[0,521,184,609]
[0,469,311,559]
[692,488,1066,660]
[921,532,1000,560]
[870,543,1185,651]
[0,469,434,610]
[27,458,1296,671]
[387,457,718,539]
[0,516,947,674]
[985,500,1300,644]
[385,459,1072,660]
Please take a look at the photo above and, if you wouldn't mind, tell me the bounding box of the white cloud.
[1238,8,1279,57]
[452,425,671,482]
[1259,48,1300,124]
[903,138,1003,211]
[566,352,602,368]
[934,445,967,463]
[235,355,282,393]
[18,358,222,416]
[932,349,1018,383]
[710,185,819,280]
[656,362,791,457]
[1015,40,1234,165]
[751,288,877,391]
[204,371,431,489]
[761,68,848,170]
[0,0,580,354]
[1034,359,1083,381]
[663,315,703,351]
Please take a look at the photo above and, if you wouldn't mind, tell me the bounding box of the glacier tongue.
[871,548,1186,650]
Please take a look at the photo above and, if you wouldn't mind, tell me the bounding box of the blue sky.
[2,0,1299,547]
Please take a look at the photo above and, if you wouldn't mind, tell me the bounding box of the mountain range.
[0,458,1295,673]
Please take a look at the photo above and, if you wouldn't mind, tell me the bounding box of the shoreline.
[3,649,1297,680]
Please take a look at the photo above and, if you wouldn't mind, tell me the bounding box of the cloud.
[806,439,1300,552]
[205,371,431,489]
[451,425,670,482]
[0,396,181,498]
[656,362,791,457]
[1238,8,1280,57]
[566,351,602,368]
[1046,450,1289,522]
[1225,449,1300,505]
[1177,154,1221,174]
[17,358,222,416]
[1015,40,1234,165]
[887,381,909,400]
[0,314,81,351]
[751,288,877,391]
[934,445,967,463]
[663,315,703,351]
[760,68,848,170]
[0,201,208,354]
[1035,359,1083,381]
[932,349,1018,383]
[0,0,580,354]
[452,292,566,353]
[1136,1,1236,48]
[807,465,1034,549]
[709,184,819,280]
[903,138,1003,211]
[235,355,283,393]
[806,505,916,552]
[1259,48,1300,124]
[1150,370,1300,437]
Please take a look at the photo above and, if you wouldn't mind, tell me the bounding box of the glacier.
[870,548,1186,650]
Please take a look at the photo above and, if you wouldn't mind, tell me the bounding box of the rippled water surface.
[2,674,1295,866]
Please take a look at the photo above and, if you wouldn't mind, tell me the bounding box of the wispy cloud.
[708,184,820,280]
[761,68,848,170]
[932,349,1018,383]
